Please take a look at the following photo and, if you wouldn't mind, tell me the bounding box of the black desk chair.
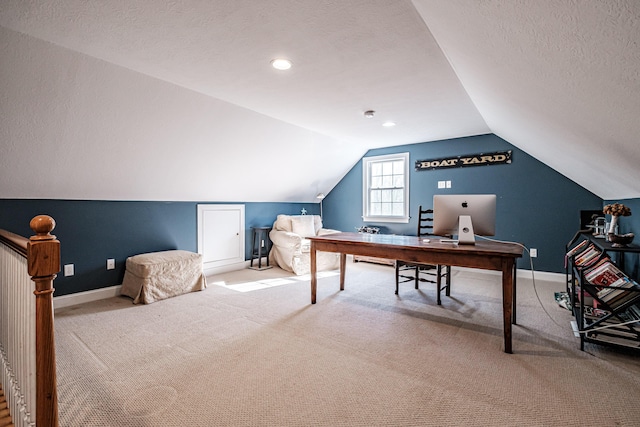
[395,206,452,305]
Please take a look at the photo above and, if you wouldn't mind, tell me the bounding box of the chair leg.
[445,265,451,296]
[414,266,419,289]
[436,265,442,305]
[395,262,400,295]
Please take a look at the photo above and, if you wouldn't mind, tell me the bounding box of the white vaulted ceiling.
[1,0,638,201]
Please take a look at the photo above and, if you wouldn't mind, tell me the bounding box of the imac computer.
[432,194,496,244]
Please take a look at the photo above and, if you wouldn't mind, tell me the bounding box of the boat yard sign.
[415,150,512,171]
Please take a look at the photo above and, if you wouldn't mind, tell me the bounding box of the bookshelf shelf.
[566,232,640,351]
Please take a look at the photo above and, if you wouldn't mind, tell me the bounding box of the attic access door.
[197,204,245,274]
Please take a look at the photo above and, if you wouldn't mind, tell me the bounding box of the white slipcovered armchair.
[269,214,341,275]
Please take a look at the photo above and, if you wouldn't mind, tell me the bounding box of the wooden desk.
[308,232,523,353]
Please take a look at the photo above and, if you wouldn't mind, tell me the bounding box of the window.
[362,152,409,223]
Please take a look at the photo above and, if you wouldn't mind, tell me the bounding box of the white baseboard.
[54,285,122,309]
[454,267,565,283]
[203,258,267,276]
[517,269,565,283]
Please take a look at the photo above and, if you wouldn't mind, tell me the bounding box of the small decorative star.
[301,208,307,215]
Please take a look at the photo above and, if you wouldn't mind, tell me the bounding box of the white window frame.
[362,152,410,223]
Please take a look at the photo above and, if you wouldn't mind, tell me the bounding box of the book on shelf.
[599,279,640,310]
[584,258,627,287]
[607,290,640,310]
[626,304,640,320]
[566,239,590,258]
[573,244,602,268]
[597,277,635,300]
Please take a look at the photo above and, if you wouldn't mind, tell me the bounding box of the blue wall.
[321,134,603,273]
[0,200,316,296]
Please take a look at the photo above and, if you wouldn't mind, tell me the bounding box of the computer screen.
[432,194,496,244]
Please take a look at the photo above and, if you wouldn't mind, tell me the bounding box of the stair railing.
[0,215,59,426]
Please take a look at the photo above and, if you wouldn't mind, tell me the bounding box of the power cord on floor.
[474,235,567,330]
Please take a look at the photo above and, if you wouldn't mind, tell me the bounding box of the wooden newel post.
[27,215,60,427]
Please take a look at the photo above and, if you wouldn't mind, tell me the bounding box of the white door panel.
[197,204,245,272]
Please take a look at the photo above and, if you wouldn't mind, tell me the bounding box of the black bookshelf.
[566,232,640,351]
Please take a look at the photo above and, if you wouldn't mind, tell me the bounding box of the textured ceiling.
[413,0,640,200]
[1,0,639,201]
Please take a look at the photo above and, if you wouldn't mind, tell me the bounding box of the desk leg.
[311,242,317,304]
[339,253,346,291]
[502,260,514,354]
[512,264,517,325]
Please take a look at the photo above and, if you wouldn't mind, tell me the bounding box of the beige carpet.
[54,260,640,426]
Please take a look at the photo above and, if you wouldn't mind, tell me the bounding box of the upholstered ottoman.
[120,250,207,304]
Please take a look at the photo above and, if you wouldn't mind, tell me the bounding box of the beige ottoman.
[120,250,207,304]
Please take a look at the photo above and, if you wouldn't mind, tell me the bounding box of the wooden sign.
[415,150,512,171]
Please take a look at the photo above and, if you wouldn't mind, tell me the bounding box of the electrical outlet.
[530,248,538,258]
[64,264,74,276]
[437,181,446,189]
[107,259,115,270]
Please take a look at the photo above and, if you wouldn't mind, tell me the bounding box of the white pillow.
[274,214,293,232]
[291,215,316,237]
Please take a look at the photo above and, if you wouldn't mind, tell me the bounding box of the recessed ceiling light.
[271,58,292,70]
[382,121,396,127]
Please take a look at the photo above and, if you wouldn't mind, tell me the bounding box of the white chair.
[269,214,341,275]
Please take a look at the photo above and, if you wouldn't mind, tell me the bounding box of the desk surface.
[309,232,522,254]
[308,232,522,271]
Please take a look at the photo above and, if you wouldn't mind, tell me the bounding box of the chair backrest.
[273,214,322,235]
[416,206,434,237]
